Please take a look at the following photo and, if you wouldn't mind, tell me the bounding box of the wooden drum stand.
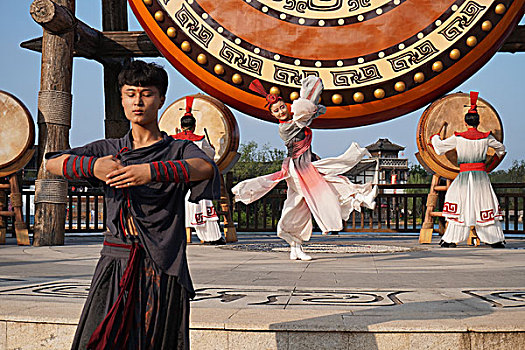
[0,91,35,245]
[159,94,241,243]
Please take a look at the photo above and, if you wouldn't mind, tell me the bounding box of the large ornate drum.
[159,94,240,173]
[416,92,503,180]
[0,91,35,177]
[129,0,524,128]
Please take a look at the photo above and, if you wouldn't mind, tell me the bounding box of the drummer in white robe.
[431,91,506,248]
[172,96,225,245]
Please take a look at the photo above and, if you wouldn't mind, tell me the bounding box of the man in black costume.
[46,60,220,349]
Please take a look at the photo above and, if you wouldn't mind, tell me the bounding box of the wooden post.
[102,0,131,139]
[0,184,6,244]
[468,227,480,246]
[186,227,192,244]
[419,174,440,243]
[9,173,30,245]
[31,0,75,246]
[221,172,237,243]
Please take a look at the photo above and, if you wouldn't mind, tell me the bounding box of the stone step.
[1,306,525,350]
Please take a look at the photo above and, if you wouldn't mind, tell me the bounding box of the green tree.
[407,163,431,185]
[232,141,286,182]
[489,160,525,183]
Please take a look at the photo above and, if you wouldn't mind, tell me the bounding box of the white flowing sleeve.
[290,76,325,128]
[487,135,506,158]
[431,134,457,155]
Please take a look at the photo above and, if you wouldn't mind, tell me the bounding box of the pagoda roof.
[365,138,405,152]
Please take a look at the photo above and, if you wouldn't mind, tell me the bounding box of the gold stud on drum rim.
[269,86,281,96]
[481,20,493,32]
[394,81,406,92]
[495,3,506,15]
[373,89,385,99]
[332,94,343,104]
[166,27,176,38]
[214,64,225,75]
[154,11,164,22]
[290,91,299,101]
[143,0,153,5]
[197,54,208,65]
[449,49,461,60]
[232,73,243,85]
[181,41,191,52]
[432,61,444,72]
[414,72,425,83]
[353,92,364,103]
[466,36,478,47]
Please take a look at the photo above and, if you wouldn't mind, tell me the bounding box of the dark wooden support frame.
[31,0,75,246]
[29,0,132,245]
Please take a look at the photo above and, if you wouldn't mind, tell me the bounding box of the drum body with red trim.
[129,0,524,128]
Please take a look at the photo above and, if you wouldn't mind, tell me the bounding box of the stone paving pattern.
[0,233,524,349]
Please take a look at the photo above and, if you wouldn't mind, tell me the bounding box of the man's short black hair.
[118,60,168,97]
[465,112,480,127]
[180,115,196,129]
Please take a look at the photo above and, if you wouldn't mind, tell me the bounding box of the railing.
[233,183,524,234]
[5,182,523,236]
[19,187,106,234]
[378,158,409,168]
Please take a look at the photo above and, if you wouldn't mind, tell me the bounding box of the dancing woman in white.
[232,77,377,260]
[431,91,506,248]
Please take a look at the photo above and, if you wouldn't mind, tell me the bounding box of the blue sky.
[1,2,523,169]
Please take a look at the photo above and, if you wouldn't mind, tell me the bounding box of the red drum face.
[129,0,524,128]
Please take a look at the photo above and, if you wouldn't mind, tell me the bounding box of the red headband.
[249,79,282,107]
[184,96,194,117]
[468,91,479,114]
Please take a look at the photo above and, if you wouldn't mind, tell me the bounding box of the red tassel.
[468,91,479,113]
[184,96,194,117]
[248,79,268,97]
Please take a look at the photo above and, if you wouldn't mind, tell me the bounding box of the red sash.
[459,162,486,172]
[292,128,312,159]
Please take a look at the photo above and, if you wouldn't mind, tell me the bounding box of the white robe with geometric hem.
[431,133,506,244]
[184,137,222,242]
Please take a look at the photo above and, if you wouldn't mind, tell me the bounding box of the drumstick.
[439,122,448,139]
[203,128,213,147]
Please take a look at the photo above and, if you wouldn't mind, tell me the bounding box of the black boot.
[490,241,505,248]
[210,237,226,245]
[440,240,457,248]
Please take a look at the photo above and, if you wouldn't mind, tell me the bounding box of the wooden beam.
[500,25,525,53]
[30,0,75,34]
[101,0,131,139]
[21,31,160,61]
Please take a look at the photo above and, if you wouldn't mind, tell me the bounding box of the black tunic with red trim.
[47,131,220,296]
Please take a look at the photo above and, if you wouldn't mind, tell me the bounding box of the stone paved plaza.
[0,233,524,349]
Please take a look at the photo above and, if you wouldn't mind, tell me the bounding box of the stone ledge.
[0,316,524,350]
